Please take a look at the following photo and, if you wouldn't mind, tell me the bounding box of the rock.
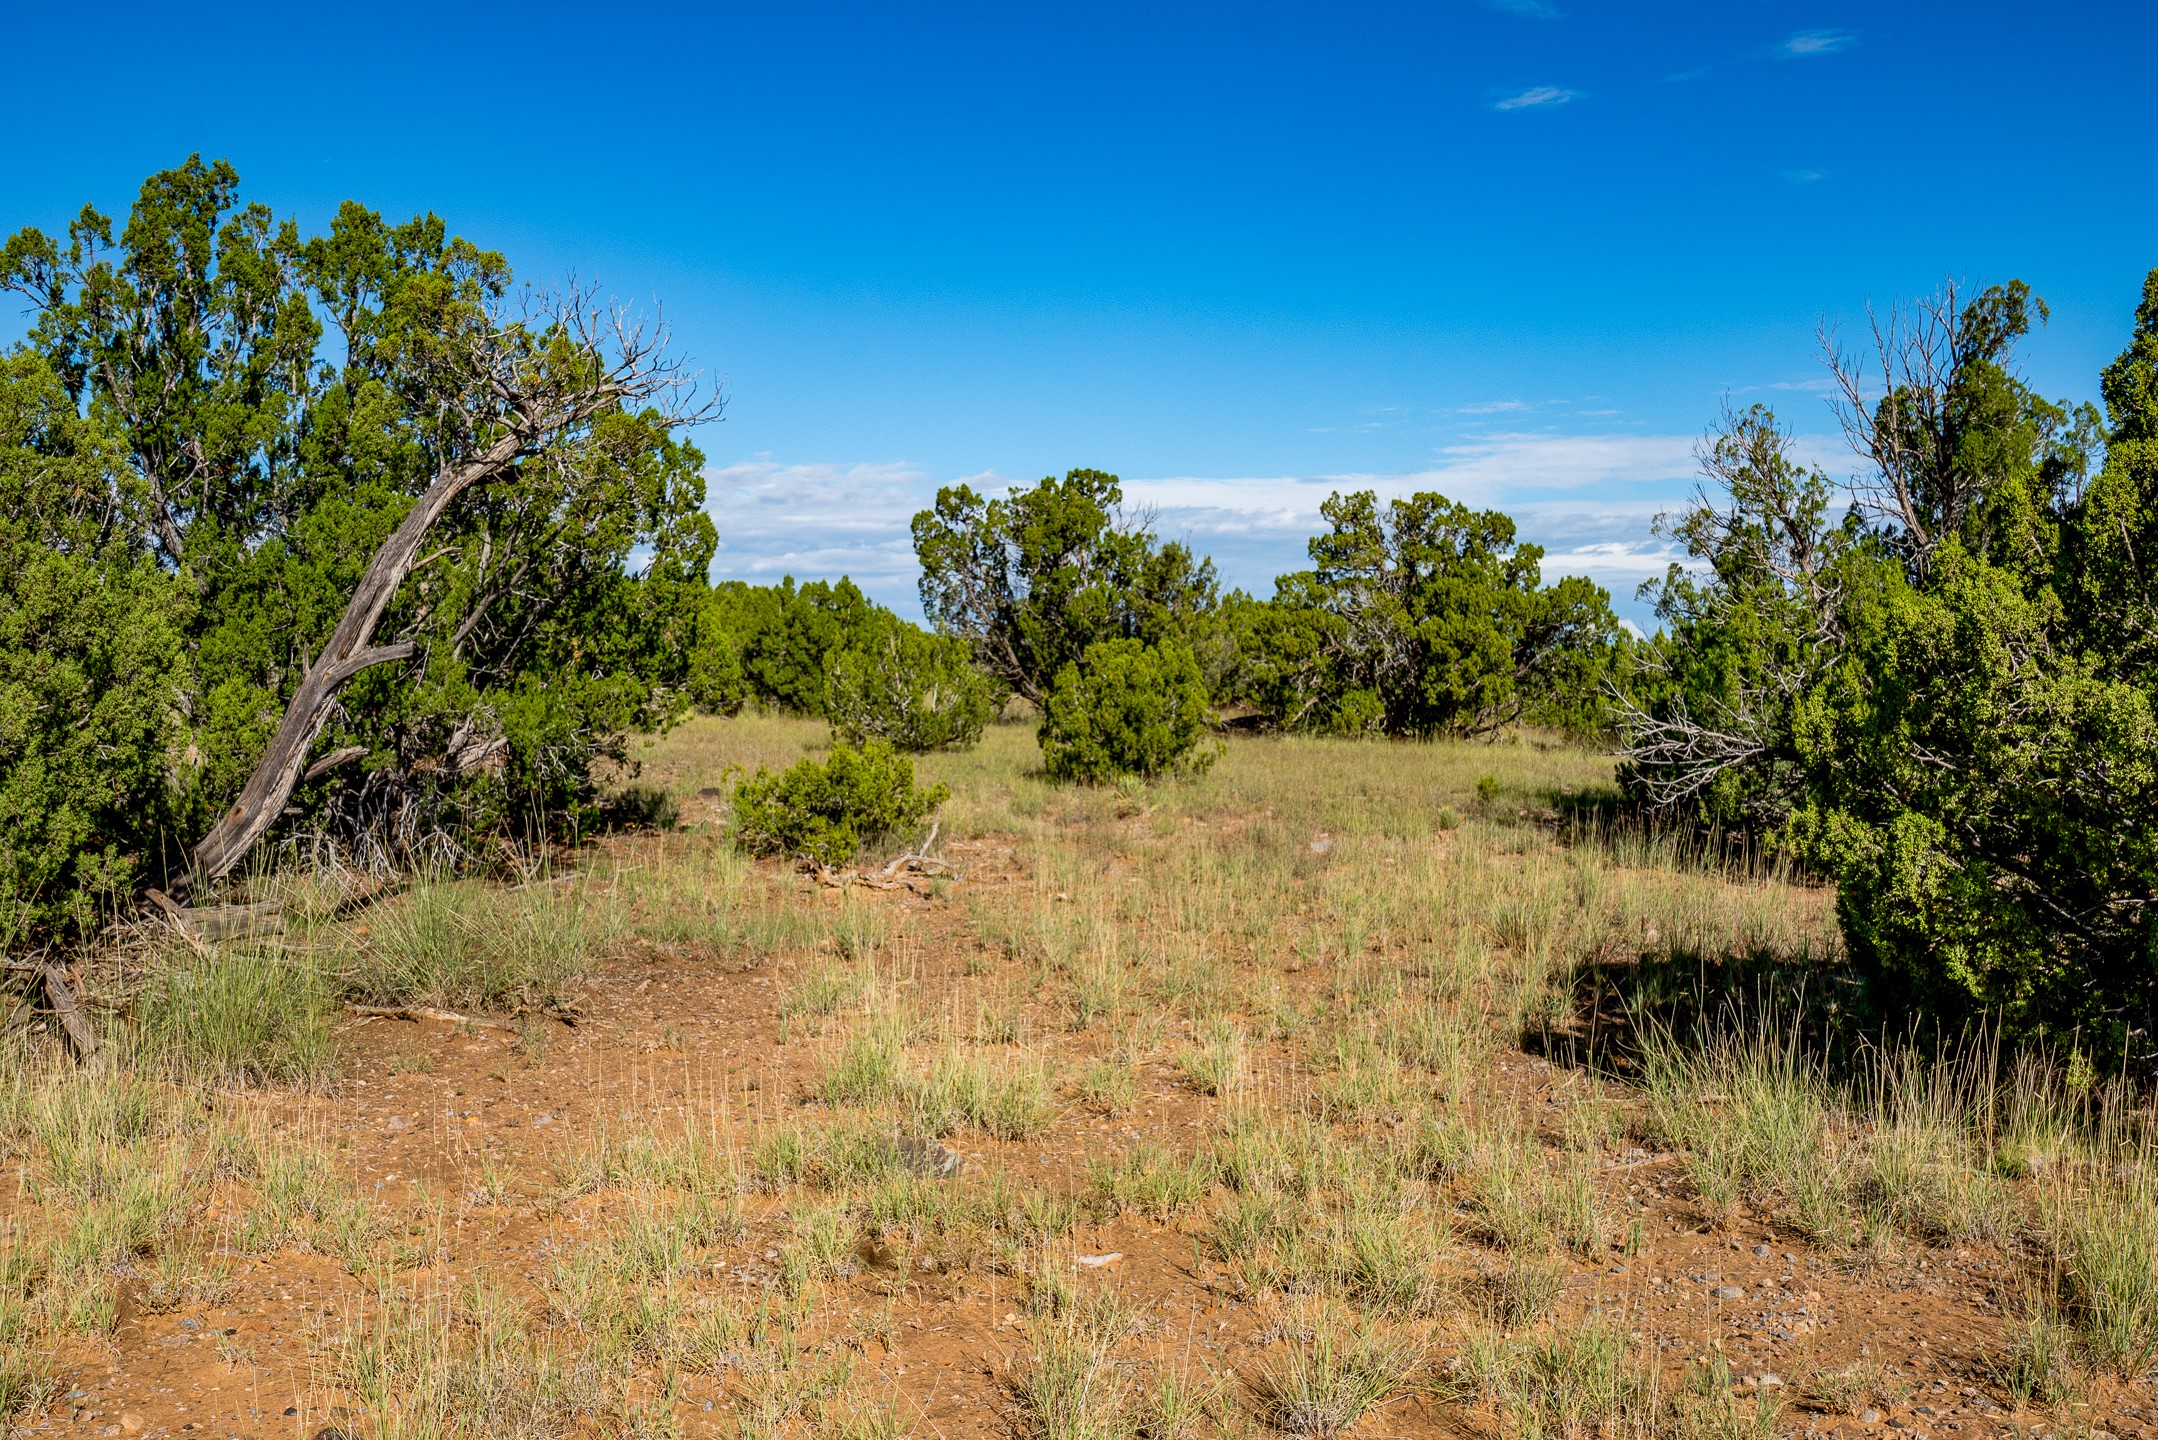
[1753,1243,1772,1257]
[121,1415,147,1436]
[178,1316,203,1331]
[1307,837,1333,855]
[1713,1285,1747,1299]
[895,1135,964,1178]
[384,1115,410,1131]
[1858,1410,1880,1425]
[1755,1373,1783,1388]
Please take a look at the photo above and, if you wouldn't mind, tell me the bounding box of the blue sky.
[5,1,2155,626]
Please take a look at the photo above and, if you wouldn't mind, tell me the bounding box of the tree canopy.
[1622,275,2158,1058]
[1247,489,1620,737]
[911,469,1221,705]
[0,157,714,939]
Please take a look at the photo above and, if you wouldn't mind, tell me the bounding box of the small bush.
[1038,638,1215,783]
[732,739,949,867]
[825,618,1005,751]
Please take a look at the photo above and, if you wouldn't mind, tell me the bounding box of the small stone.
[1859,1410,1881,1425]
[1755,1373,1783,1388]
[178,1316,203,1331]
[384,1114,410,1131]
[895,1135,964,1178]
[1713,1285,1747,1299]
[1753,1243,1772,1257]
[121,1416,148,1436]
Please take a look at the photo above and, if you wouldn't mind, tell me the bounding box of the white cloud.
[1733,375,1837,395]
[1781,168,1827,185]
[704,458,939,598]
[702,429,1848,624]
[1779,29,1854,58]
[1493,85,1580,111]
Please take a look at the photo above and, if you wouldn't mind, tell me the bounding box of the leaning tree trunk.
[177,427,531,897]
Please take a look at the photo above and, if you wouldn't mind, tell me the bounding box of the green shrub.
[1039,638,1215,783]
[911,468,1223,706]
[732,739,950,866]
[6,161,717,888]
[698,576,885,715]
[1620,272,2158,1057]
[0,353,192,951]
[825,615,1005,751]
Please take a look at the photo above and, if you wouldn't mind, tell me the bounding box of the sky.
[4,1,2155,627]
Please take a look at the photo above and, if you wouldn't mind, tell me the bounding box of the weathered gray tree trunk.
[177,427,529,896]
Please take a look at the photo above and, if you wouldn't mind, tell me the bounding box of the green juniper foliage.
[1626,275,2158,1060]
[1244,489,1621,737]
[691,576,1005,751]
[0,352,193,946]
[911,468,1225,705]
[698,576,882,716]
[1039,637,1216,782]
[0,157,715,938]
[731,739,950,867]
[824,609,1006,751]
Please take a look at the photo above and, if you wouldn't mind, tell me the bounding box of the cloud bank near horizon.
[703,429,1848,628]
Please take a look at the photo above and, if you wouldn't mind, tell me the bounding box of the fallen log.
[145,889,285,944]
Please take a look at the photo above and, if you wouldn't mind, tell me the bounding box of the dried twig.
[807,822,962,894]
[343,1003,521,1034]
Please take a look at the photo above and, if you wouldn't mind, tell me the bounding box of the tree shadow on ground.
[1525,939,1884,1083]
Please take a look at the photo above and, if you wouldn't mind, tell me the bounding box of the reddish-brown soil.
[24,833,2158,1440]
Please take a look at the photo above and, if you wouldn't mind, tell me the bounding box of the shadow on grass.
[1525,939,1883,1082]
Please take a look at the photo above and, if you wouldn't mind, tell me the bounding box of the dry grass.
[0,710,2149,1436]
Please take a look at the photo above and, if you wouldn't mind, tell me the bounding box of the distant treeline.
[10,159,2158,1068]
[695,473,1628,745]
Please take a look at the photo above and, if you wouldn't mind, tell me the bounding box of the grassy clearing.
[0,710,2152,1436]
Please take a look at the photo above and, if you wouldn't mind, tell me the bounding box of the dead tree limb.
[343,1003,521,1033]
[175,295,708,897]
[302,745,368,784]
[42,964,99,1057]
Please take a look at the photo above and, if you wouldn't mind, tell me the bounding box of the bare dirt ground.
[13,720,2157,1440]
